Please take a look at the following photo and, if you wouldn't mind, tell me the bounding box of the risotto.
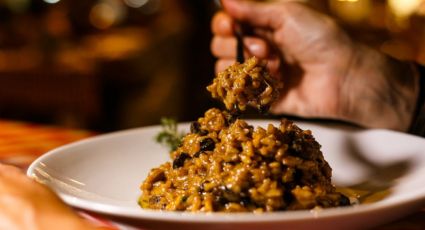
[139,57,350,212]
[206,56,282,113]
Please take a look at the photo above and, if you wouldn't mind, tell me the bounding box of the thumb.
[221,0,283,30]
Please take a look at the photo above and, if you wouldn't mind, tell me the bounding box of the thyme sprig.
[155,117,184,151]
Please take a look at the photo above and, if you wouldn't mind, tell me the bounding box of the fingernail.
[247,42,262,56]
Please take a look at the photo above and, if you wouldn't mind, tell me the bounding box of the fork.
[235,21,245,63]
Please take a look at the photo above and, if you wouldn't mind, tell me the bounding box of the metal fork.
[235,21,245,63]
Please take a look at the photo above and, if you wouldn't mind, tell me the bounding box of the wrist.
[340,43,419,131]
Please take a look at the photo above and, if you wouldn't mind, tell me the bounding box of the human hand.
[0,163,101,230]
[211,0,418,131]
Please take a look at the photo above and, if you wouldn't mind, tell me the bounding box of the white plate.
[27,120,425,230]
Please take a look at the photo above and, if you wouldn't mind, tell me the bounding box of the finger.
[211,36,271,59]
[222,0,284,30]
[210,37,236,58]
[215,59,235,74]
[0,163,22,177]
[212,8,277,46]
[211,11,235,36]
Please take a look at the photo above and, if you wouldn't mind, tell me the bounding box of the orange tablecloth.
[0,120,424,230]
[0,120,95,168]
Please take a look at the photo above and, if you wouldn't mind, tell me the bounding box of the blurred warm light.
[89,0,126,30]
[43,0,61,4]
[90,3,115,29]
[415,1,425,16]
[329,0,372,24]
[386,0,424,30]
[83,29,149,60]
[124,0,149,8]
[388,0,422,18]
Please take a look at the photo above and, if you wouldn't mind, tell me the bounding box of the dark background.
[0,0,423,131]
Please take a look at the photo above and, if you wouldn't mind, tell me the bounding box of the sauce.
[336,186,391,204]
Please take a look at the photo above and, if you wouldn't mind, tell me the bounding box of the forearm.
[341,43,419,131]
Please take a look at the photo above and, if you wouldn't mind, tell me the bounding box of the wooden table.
[0,120,424,230]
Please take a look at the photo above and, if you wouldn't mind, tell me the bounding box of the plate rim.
[26,120,425,223]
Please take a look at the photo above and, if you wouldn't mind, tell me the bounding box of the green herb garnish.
[155,117,183,151]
